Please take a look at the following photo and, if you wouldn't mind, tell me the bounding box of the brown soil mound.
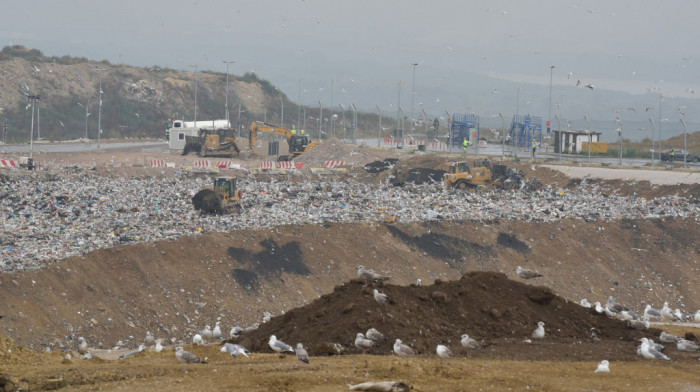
[234,272,681,362]
[0,335,44,366]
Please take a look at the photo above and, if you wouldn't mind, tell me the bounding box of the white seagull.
[268,335,295,354]
[77,337,88,356]
[192,334,204,345]
[373,289,393,305]
[357,265,390,286]
[638,338,669,360]
[212,322,222,340]
[366,328,385,342]
[263,312,272,323]
[354,333,375,349]
[393,339,415,356]
[658,332,678,343]
[154,339,163,353]
[644,304,663,319]
[201,325,213,342]
[594,360,610,373]
[579,298,592,308]
[460,334,481,349]
[532,322,545,339]
[515,266,542,279]
[175,346,207,364]
[295,343,309,364]
[676,339,699,352]
[436,344,453,358]
[221,343,250,358]
[145,331,155,347]
[230,326,244,338]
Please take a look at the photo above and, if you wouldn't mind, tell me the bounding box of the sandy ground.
[542,164,700,185]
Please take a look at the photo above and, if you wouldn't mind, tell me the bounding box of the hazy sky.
[3,0,699,120]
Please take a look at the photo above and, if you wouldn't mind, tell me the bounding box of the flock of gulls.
[68,264,699,375]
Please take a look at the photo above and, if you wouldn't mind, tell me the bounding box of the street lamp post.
[223,60,236,127]
[554,114,561,161]
[318,100,323,140]
[339,104,345,140]
[297,79,302,129]
[280,95,284,128]
[410,63,418,136]
[585,115,591,164]
[27,94,40,160]
[616,116,623,165]
[95,67,107,149]
[190,65,198,128]
[498,112,505,159]
[548,66,554,134]
[351,103,357,144]
[680,117,687,168]
[648,118,656,163]
[445,110,451,152]
[376,104,382,147]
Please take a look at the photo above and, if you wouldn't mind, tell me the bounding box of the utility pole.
[376,104,382,147]
[297,79,302,129]
[95,68,108,148]
[190,64,198,128]
[223,60,236,127]
[410,63,418,136]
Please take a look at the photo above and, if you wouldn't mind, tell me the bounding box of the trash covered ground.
[1,143,699,391]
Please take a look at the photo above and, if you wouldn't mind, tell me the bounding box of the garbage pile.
[1,164,698,272]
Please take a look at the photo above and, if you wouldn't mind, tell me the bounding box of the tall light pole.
[27,94,40,160]
[351,103,357,144]
[330,79,334,138]
[297,79,303,129]
[680,117,687,168]
[339,104,345,140]
[95,67,107,149]
[445,110,451,152]
[318,100,323,140]
[616,116,623,165]
[548,65,554,134]
[648,118,656,163]
[498,112,505,159]
[554,114,562,160]
[410,63,418,136]
[585,115,591,163]
[396,81,403,146]
[190,64,198,127]
[223,60,235,127]
[376,104,382,147]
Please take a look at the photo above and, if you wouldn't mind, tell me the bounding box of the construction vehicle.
[443,159,519,190]
[182,127,242,157]
[191,176,242,214]
[249,121,321,161]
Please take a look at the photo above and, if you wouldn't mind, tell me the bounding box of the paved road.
[0,141,168,154]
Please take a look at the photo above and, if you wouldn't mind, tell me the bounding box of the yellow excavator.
[249,121,321,161]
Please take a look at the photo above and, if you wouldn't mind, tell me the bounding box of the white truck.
[166,119,231,150]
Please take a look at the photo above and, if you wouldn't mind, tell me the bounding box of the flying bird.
[516,266,542,279]
[584,83,594,90]
[175,347,207,364]
[295,343,309,364]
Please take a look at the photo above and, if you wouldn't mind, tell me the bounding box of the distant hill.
[0,46,301,142]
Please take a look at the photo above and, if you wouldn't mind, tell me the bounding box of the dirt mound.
[0,335,44,366]
[235,272,667,361]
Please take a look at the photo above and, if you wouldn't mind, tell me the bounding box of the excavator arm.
[248,121,294,150]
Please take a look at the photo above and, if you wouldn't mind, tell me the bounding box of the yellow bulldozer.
[443,159,520,190]
[249,121,321,161]
[182,128,242,157]
[191,176,242,214]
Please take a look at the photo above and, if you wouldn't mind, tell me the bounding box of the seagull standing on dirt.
[78,337,88,356]
[201,325,213,342]
[627,319,649,330]
[638,338,669,360]
[366,328,385,342]
[154,339,163,353]
[694,310,700,322]
[295,343,310,364]
[658,332,679,343]
[436,344,453,358]
[269,335,295,354]
[393,339,415,356]
[212,322,222,340]
[355,333,375,349]
[221,343,250,358]
[175,346,207,364]
[357,265,390,286]
[460,334,481,349]
[676,339,700,352]
[516,266,542,279]
[192,334,204,345]
[230,326,244,338]
[373,289,394,305]
[579,299,592,308]
[532,322,545,339]
[263,312,272,323]
[145,331,155,347]
[594,360,610,373]
[244,323,260,334]
[644,304,663,319]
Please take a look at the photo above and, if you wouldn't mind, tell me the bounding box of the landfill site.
[1,138,699,391]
